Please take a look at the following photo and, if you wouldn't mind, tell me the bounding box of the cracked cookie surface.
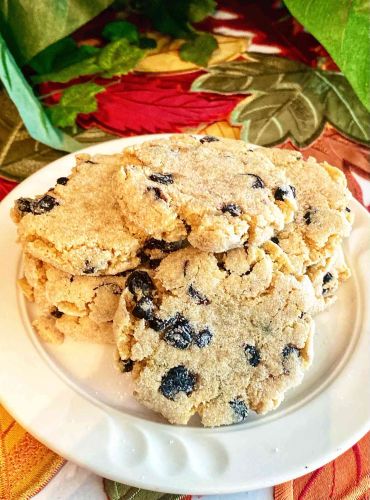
[113,247,315,426]
[115,135,298,253]
[19,253,128,344]
[12,154,141,276]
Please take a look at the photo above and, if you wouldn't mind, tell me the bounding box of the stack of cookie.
[12,135,353,426]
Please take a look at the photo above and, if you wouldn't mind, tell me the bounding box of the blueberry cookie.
[113,247,315,426]
[115,135,298,253]
[19,253,127,344]
[12,154,141,276]
[258,148,353,275]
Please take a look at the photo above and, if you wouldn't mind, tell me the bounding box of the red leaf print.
[76,73,242,135]
[0,179,17,201]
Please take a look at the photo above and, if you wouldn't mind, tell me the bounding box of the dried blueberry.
[274,185,296,201]
[200,135,219,143]
[33,195,59,214]
[221,203,242,217]
[271,236,279,245]
[119,358,134,373]
[246,173,265,189]
[16,198,33,214]
[50,308,63,318]
[282,344,300,358]
[322,272,334,294]
[132,296,155,320]
[194,328,213,348]
[149,173,174,185]
[345,207,351,213]
[229,397,249,422]
[163,313,194,349]
[148,316,165,331]
[159,365,197,399]
[303,210,312,225]
[126,270,154,297]
[144,238,188,253]
[244,344,261,367]
[83,260,95,274]
[323,272,333,285]
[56,177,69,185]
[188,284,210,305]
[183,259,189,276]
[147,186,167,201]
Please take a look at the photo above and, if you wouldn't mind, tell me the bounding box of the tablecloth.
[0,1,369,498]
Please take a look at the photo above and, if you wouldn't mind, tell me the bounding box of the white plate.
[0,135,369,495]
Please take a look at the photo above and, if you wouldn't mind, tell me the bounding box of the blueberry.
[144,238,188,253]
[147,186,167,201]
[282,344,300,358]
[322,272,334,294]
[271,236,279,245]
[16,198,33,214]
[50,308,63,318]
[229,397,249,422]
[33,195,59,214]
[194,328,213,348]
[163,313,194,349]
[221,203,242,217]
[323,272,333,285]
[159,365,197,399]
[56,177,69,185]
[199,135,219,143]
[126,270,154,297]
[345,207,351,213]
[149,173,174,185]
[148,316,165,331]
[132,296,154,320]
[83,260,95,274]
[119,358,134,373]
[188,284,210,305]
[274,185,296,201]
[244,344,261,367]
[303,210,312,225]
[246,173,265,189]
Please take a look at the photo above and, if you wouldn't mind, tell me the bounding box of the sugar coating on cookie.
[12,154,141,276]
[113,247,315,426]
[20,253,127,344]
[115,135,298,253]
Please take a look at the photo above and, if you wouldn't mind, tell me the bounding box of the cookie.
[12,154,141,276]
[258,148,353,274]
[115,135,298,253]
[307,246,350,314]
[113,247,315,426]
[19,253,127,344]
